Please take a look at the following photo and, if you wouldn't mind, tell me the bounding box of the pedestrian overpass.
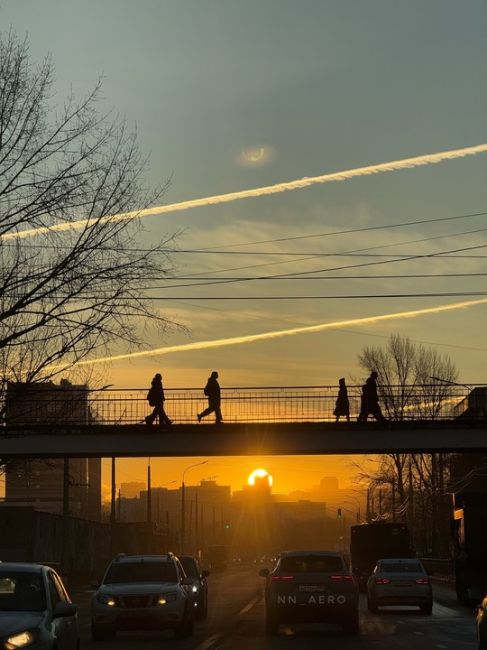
[1,384,485,458]
[0,421,486,458]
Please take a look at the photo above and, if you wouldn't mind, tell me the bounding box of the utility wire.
[22,291,487,301]
[144,271,487,291]
[188,209,487,251]
[6,208,487,253]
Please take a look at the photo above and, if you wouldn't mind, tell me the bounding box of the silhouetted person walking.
[333,377,350,422]
[357,371,386,422]
[145,373,172,427]
[197,371,223,424]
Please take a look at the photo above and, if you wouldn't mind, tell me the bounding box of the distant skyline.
[2,1,486,492]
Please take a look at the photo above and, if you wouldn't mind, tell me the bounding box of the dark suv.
[179,556,210,619]
[259,550,359,636]
[91,554,195,640]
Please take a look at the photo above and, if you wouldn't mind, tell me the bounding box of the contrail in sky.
[53,297,487,369]
[4,142,487,241]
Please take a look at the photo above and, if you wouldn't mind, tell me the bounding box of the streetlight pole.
[181,461,208,554]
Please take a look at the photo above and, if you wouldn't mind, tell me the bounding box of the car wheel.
[420,602,433,615]
[91,621,114,641]
[265,613,279,636]
[342,611,360,635]
[174,606,195,639]
[367,596,378,613]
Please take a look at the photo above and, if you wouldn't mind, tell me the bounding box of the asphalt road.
[72,567,478,649]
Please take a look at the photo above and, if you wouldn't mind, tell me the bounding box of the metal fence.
[2,384,486,426]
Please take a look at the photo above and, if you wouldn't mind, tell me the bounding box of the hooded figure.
[197,371,223,424]
[333,378,350,422]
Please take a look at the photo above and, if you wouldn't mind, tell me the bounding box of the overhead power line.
[6,208,487,252]
[24,291,487,301]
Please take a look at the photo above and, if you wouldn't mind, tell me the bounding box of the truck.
[450,459,487,603]
[205,544,228,572]
[350,521,414,590]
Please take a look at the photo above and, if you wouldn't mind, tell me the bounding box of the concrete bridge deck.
[0,421,485,458]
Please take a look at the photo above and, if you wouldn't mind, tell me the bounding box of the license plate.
[298,585,326,592]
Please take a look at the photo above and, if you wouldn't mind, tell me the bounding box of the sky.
[2,0,486,494]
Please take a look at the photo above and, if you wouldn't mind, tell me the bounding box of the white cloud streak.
[4,142,487,241]
[51,297,487,369]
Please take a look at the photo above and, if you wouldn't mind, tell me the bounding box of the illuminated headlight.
[157,592,177,605]
[97,593,117,606]
[192,585,198,593]
[5,630,35,649]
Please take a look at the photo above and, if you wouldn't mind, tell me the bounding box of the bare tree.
[0,31,179,388]
[358,334,459,420]
[357,334,459,556]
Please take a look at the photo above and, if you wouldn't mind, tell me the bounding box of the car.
[259,550,359,636]
[476,595,487,649]
[366,558,433,614]
[0,561,79,650]
[91,553,195,640]
[178,555,210,620]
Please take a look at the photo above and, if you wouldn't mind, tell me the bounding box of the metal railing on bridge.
[2,384,486,426]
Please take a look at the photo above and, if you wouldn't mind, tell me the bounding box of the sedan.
[260,550,359,636]
[367,558,433,614]
[0,562,79,649]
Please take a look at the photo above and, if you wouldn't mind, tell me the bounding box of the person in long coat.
[145,373,172,426]
[333,377,350,422]
[197,371,223,424]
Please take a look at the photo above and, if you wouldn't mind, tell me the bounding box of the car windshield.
[280,555,344,573]
[0,572,46,612]
[380,561,423,573]
[104,561,178,584]
[179,558,198,577]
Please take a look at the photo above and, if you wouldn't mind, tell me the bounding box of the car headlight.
[97,593,117,606]
[192,585,198,593]
[5,630,36,649]
[157,592,178,605]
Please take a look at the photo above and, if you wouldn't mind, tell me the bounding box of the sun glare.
[248,468,273,487]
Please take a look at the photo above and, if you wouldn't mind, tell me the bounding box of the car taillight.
[375,578,391,584]
[330,575,354,582]
[415,577,429,585]
[270,575,294,581]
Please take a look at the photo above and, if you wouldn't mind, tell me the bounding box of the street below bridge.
[73,565,477,650]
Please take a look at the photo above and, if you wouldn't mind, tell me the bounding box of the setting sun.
[248,468,273,487]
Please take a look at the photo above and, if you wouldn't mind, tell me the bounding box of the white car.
[367,558,433,614]
[91,553,195,640]
[0,562,79,649]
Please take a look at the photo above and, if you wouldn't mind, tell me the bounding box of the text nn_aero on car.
[91,553,195,640]
[366,558,433,614]
[178,555,210,620]
[259,550,359,636]
[0,562,79,650]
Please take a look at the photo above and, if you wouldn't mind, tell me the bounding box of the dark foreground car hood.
[0,611,44,636]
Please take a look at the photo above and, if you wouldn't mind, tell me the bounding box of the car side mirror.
[53,602,77,618]
[201,570,210,578]
[259,568,269,578]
